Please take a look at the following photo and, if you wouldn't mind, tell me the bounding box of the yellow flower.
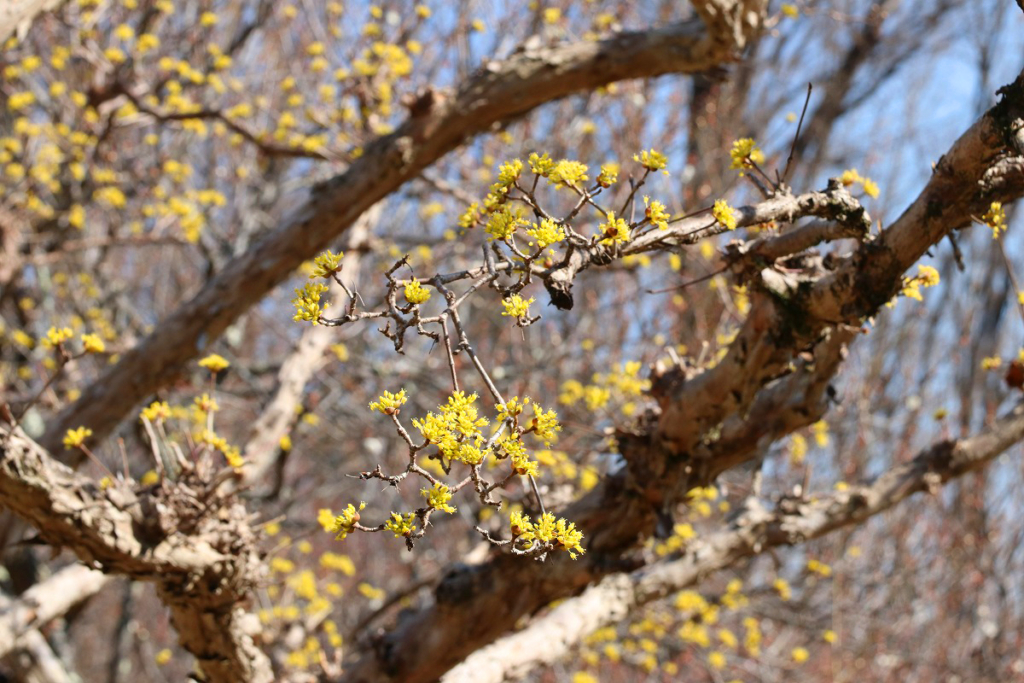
[369,389,408,415]
[526,219,565,248]
[384,512,416,538]
[140,401,171,422]
[404,279,431,305]
[200,11,218,26]
[63,426,93,449]
[982,201,1007,239]
[81,333,105,354]
[781,3,800,18]
[596,163,618,187]
[310,249,344,279]
[644,196,670,230]
[421,483,456,513]
[501,294,534,320]
[792,646,810,663]
[729,138,765,170]
[327,502,366,540]
[198,353,230,372]
[634,148,668,171]
[599,212,630,245]
[292,282,328,323]
[547,160,589,188]
[43,326,73,349]
[155,649,172,665]
[712,199,739,231]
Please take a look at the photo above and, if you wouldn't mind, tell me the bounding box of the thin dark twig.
[781,83,813,185]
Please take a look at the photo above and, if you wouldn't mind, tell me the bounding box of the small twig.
[781,83,813,185]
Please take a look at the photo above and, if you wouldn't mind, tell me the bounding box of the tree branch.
[40,4,769,454]
[0,428,272,683]
[443,401,1024,683]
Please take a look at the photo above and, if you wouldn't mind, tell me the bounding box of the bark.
[0,0,62,43]
[40,2,770,455]
[444,401,1024,683]
[0,565,110,659]
[338,69,1024,683]
[0,428,272,683]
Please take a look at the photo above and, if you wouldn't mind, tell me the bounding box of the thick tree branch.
[339,69,1024,683]
[0,565,110,660]
[0,428,272,683]
[40,4,769,455]
[443,401,1024,683]
[0,0,63,43]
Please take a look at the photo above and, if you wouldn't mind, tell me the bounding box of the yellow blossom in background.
[789,433,808,464]
[781,3,800,17]
[792,646,810,663]
[63,426,93,449]
[198,353,230,372]
[81,333,105,354]
[982,201,1007,239]
[981,356,1002,371]
[155,649,172,665]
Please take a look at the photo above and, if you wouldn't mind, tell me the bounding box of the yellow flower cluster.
[509,510,585,559]
[599,211,630,245]
[526,219,565,248]
[292,282,328,323]
[501,294,534,320]
[368,389,407,415]
[384,512,417,538]
[62,426,92,449]
[198,353,230,372]
[421,483,456,513]
[326,502,366,540]
[712,199,739,231]
[729,138,765,170]
[404,278,431,304]
[982,201,1007,239]
[634,148,668,172]
[309,249,344,279]
[412,391,490,465]
[198,429,243,469]
[839,168,880,198]
[42,326,73,349]
[901,264,940,301]
[644,196,670,230]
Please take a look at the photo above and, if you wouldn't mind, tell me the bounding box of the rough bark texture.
[0,429,272,683]
[338,69,1024,683]
[40,2,769,455]
[444,402,1024,683]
